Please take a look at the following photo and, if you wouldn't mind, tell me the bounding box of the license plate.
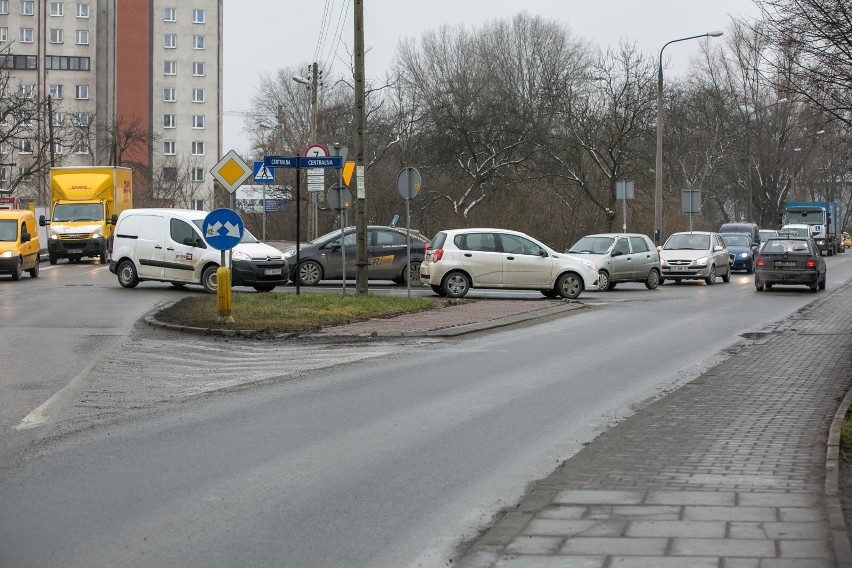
[774,261,797,267]
[264,268,282,276]
[671,266,688,271]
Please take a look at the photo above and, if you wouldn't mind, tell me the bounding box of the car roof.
[668,231,715,236]
[578,233,650,238]
[119,208,207,221]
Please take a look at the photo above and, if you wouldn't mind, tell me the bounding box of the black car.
[282,226,430,286]
[754,236,826,292]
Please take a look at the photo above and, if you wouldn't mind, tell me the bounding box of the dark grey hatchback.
[282,226,430,286]
[754,236,826,292]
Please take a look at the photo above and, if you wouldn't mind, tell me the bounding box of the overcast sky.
[221,0,761,155]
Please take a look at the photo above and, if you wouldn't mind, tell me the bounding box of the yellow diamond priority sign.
[211,149,253,194]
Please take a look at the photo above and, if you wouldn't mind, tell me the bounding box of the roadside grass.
[155,292,440,333]
[842,410,852,458]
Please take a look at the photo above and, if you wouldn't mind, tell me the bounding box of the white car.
[420,228,598,299]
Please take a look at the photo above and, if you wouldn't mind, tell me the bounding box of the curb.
[827,387,852,567]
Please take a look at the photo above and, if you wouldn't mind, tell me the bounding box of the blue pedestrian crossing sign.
[202,208,244,250]
[253,161,275,183]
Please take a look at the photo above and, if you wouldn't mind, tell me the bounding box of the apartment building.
[0,0,222,209]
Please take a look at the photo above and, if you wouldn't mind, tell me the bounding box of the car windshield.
[763,239,811,254]
[567,236,613,254]
[0,219,17,242]
[52,203,103,222]
[780,226,809,237]
[663,233,709,250]
[723,235,751,247]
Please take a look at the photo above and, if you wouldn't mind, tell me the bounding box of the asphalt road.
[2,255,851,567]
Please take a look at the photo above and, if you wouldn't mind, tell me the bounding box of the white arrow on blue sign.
[253,161,275,183]
[202,208,244,251]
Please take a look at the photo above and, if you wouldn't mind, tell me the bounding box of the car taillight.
[756,256,765,268]
[806,257,817,268]
[424,243,430,252]
[434,248,443,261]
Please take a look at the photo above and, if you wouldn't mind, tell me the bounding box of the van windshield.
[53,203,104,222]
[0,219,17,242]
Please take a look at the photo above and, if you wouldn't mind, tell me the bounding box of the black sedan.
[281,226,430,286]
[754,236,826,292]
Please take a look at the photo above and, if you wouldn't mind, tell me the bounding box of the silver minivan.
[564,233,661,291]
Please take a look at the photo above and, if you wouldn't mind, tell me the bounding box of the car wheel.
[441,271,470,298]
[201,265,219,294]
[755,283,764,291]
[253,285,276,292]
[597,270,610,291]
[399,261,422,286]
[430,284,446,296]
[298,260,323,286]
[10,257,21,281]
[28,257,39,278]
[819,274,826,290]
[765,283,773,290]
[556,272,582,300]
[704,266,717,285]
[722,269,731,283]
[117,260,139,288]
[644,269,660,290]
[541,289,559,298]
[48,253,57,265]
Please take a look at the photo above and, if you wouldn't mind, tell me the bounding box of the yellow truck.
[39,166,132,264]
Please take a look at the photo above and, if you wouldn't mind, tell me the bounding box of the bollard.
[216,266,235,323]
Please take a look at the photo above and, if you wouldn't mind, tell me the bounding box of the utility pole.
[353,0,368,295]
[309,62,319,239]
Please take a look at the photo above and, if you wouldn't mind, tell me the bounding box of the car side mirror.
[109,213,118,225]
[611,250,623,257]
[39,214,48,227]
[21,231,30,243]
[713,245,724,252]
[539,249,548,257]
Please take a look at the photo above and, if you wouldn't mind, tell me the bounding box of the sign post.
[681,188,702,232]
[615,180,634,232]
[253,161,275,241]
[202,208,245,323]
[396,167,422,297]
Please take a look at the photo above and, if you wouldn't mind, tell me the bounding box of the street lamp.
[654,30,723,245]
[744,97,787,223]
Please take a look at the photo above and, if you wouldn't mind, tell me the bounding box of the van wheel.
[48,253,57,265]
[10,257,21,281]
[556,272,582,299]
[201,265,218,294]
[28,258,39,278]
[100,250,108,264]
[117,260,139,288]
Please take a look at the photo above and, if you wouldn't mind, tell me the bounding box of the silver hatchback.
[659,231,731,285]
[564,233,661,291]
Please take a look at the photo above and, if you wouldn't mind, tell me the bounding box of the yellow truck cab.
[40,166,133,264]
[0,209,40,280]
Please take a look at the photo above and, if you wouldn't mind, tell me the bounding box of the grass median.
[155,292,440,334]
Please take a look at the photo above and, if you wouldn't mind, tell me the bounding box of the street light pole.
[654,31,723,245]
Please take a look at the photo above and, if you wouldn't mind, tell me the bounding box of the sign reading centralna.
[299,156,342,168]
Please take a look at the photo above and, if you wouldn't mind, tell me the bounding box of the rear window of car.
[455,232,498,252]
[431,232,447,249]
[762,239,811,254]
[723,235,751,246]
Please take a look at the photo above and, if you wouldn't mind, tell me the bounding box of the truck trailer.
[781,201,843,256]
[39,167,133,264]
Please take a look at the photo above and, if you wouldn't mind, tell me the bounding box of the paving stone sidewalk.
[456,284,852,568]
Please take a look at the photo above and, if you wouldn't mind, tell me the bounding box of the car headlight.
[693,256,708,266]
[93,227,103,238]
[0,250,12,258]
[581,259,596,270]
[231,250,252,261]
[282,250,297,260]
[660,258,669,267]
[739,252,750,259]
[49,229,58,240]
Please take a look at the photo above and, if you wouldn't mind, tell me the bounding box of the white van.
[109,208,288,293]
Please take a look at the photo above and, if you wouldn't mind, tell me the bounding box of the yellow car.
[843,232,851,248]
[0,209,40,280]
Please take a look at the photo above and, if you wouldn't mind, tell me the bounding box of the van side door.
[135,214,166,280]
[164,218,207,283]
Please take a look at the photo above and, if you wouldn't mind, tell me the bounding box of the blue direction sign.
[264,156,298,168]
[299,156,342,169]
[202,208,244,251]
[253,161,275,183]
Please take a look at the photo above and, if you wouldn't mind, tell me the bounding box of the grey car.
[281,225,430,286]
[659,231,731,285]
[565,233,661,290]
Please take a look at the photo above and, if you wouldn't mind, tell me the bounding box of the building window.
[164,34,176,48]
[163,114,175,128]
[75,29,88,44]
[53,140,63,155]
[20,1,33,16]
[48,84,62,99]
[75,2,88,17]
[45,55,90,70]
[52,111,63,126]
[192,115,204,129]
[0,1,8,14]
[192,61,204,76]
[21,113,32,126]
[19,83,34,97]
[75,84,88,99]
[163,60,176,75]
[192,9,205,23]
[163,167,177,182]
[73,111,89,126]
[74,137,88,154]
[2,54,37,69]
[49,28,64,43]
[191,141,204,155]
[193,35,204,49]
[163,7,175,21]
[191,198,204,210]
[163,88,175,102]
[192,88,204,103]
[20,139,32,154]
[19,28,33,43]
[191,168,204,182]
[163,141,175,155]
[0,27,7,43]
[49,1,62,16]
